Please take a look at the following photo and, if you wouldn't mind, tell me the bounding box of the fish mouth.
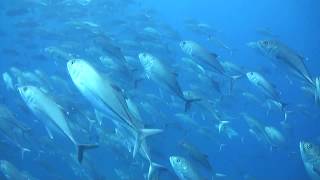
[169,156,176,165]
[138,53,147,60]
[67,59,75,70]
[17,86,28,95]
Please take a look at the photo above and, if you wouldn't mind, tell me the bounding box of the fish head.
[17,85,37,104]
[257,40,274,49]
[67,59,90,80]
[138,53,155,70]
[169,156,188,173]
[248,40,278,56]
[300,141,320,161]
[246,72,258,82]
[256,40,279,55]
[179,40,194,55]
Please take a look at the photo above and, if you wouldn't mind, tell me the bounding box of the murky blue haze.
[0,0,319,180]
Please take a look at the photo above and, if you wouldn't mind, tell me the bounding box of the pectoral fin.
[45,126,54,140]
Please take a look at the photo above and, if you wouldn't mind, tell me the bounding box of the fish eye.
[177,159,181,163]
[23,87,28,91]
[182,41,186,45]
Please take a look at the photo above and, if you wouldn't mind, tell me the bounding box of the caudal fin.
[184,98,201,112]
[229,75,243,93]
[147,162,166,180]
[133,128,163,158]
[77,144,99,163]
[20,147,31,160]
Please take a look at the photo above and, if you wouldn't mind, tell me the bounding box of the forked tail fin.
[229,75,243,93]
[184,98,201,112]
[77,144,99,163]
[147,162,166,180]
[21,147,31,160]
[133,128,163,158]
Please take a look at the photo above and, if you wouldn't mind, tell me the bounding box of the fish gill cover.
[0,0,319,180]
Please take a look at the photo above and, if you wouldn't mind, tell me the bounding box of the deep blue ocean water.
[0,0,319,180]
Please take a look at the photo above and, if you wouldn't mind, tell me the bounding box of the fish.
[138,53,201,112]
[247,40,314,86]
[18,85,97,163]
[0,104,32,159]
[180,40,225,75]
[0,160,38,180]
[242,114,270,145]
[180,41,242,92]
[179,140,213,171]
[67,59,162,158]
[208,35,235,55]
[300,141,320,180]
[2,72,14,91]
[246,71,286,110]
[264,126,286,147]
[169,156,204,180]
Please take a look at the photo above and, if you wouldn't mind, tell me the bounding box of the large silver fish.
[138,53,200,112]
[18,85,97,163]
[67,59,162,158]
[169,156,203,180]
[0,160,38,180]
[180,40,225,75]
[300,141,320,180]
[246,71,286,109]
[247,40,313,85]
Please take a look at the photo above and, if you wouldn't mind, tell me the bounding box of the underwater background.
[0,0,319,180]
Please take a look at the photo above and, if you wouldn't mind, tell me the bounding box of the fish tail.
[147,161,166,180]
[77,144,99,163]
[229,75,243,93]
[133,128,163,158]
[184,98,201,112]
[279,102,292,121]
[20,147,31,160]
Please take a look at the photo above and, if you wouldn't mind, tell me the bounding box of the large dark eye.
[23,87,28,91]
[177,159,181,163]
[71,60,75,65]
[182,41,186,45]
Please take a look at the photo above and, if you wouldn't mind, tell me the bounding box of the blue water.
[0,0,319,180]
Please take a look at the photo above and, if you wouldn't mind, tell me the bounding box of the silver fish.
[139,53,200,112]
[18,85,97,163]
[67,59,162,158]
[300,141,320,180]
